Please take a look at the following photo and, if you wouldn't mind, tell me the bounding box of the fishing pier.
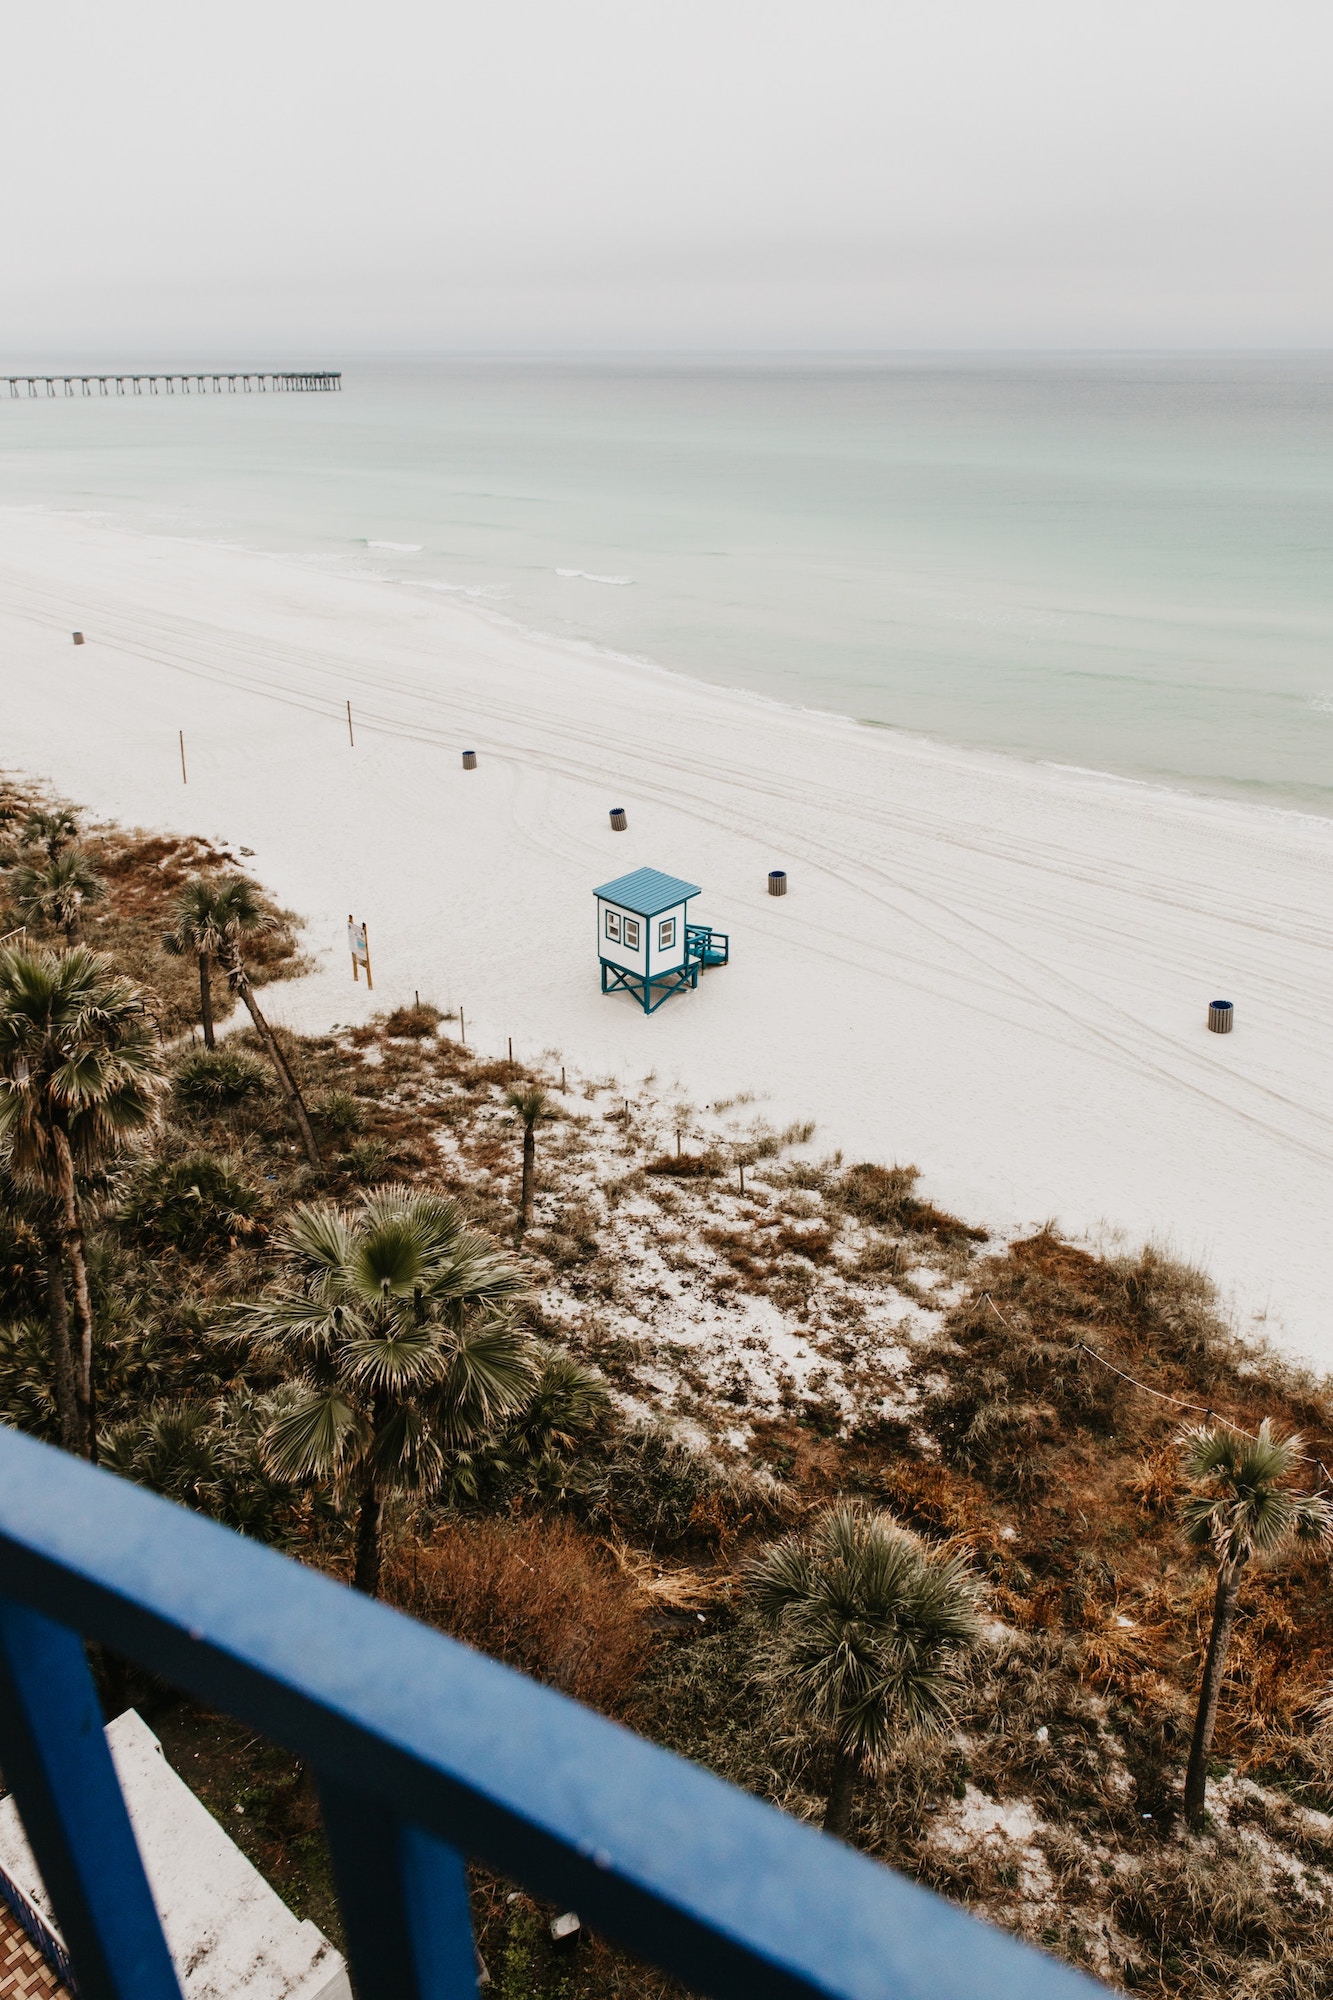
[2,370,340,398]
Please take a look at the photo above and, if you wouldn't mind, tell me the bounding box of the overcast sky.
[3,0,1330,356]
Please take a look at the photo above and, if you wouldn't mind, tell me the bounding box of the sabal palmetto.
[19,808,82,864]
[1179,1421,1333,1830]
[504,1084,557,1236]
[234,1187,534,1594]
[9,849,105,946]
[0,945,164,1459]
[747,1503,982,1840]
[165,877,317,1164]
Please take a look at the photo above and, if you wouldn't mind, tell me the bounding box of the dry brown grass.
[383,1517,655,1713]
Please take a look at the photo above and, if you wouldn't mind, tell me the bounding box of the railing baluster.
[320,1780,478,2000]
[0,1600,183,2000]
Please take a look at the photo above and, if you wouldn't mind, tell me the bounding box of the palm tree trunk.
[51,1125,95,1463]
[1184,1557,1244,1830]
[198,950,215,1048]
[42,1234,79,1452]
[226,956,319,1165]
[353,1482,384,1597]
[823,1744,862,1840]
[519,1120,536,1234]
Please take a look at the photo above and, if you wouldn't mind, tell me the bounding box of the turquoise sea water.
[2,354,1332,810]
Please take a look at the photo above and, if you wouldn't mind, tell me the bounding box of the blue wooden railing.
[0,1428,1105,2000]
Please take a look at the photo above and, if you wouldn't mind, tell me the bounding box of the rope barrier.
[977,1292,1332,1489]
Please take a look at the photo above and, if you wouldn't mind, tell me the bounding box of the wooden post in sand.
[179,731,187,784]
[508,1037,513,1062]
[347,700,355,748]
[459,1007,465,1044]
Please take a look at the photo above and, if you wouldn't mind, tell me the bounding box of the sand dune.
[2,508,1331,1360]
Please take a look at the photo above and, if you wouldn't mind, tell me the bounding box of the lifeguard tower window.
[623,917,641,949]
[659,918,676,950]
[605,910,622,943]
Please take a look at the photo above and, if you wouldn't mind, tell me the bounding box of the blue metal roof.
[594,867,701,916]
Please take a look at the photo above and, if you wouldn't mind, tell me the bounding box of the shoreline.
[2,505,1332,1362]
[20,499,1333,831]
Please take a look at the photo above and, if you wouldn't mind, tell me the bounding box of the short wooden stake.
[459,1007,465,1044]
[179,730,187,784]
[347,700,355,747]
[561,1066,566,1092]
[738,1163,745,1195]
[508,1037,513,1062]
[415,990,420,1008]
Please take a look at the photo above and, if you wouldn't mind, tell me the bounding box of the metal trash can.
[462,750,477,770]
[768,870,788,896]
[609,808,627,831]
[1208,1000,1234,1034]
[72,632,84,645]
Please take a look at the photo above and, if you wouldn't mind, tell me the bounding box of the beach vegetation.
[166,876,319,1164]
[746,1502,982,1835]
[120,1150,267,1254]
[230,1187,534,1594]
[1178,1420,1332,1829]
[8,846,106,945]
[0,942,163,1459]
[173,1044,271,1113]
[504,1083,558,1237]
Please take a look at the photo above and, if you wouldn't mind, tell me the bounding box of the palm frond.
[260,1390,367,1484]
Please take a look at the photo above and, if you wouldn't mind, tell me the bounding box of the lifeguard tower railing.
[685,923,729,968]
[0,1428,1103,2000]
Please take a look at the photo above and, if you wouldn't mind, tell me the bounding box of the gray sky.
[4,0,1331,354]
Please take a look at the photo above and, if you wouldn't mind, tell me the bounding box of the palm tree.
[164,878,317,1164]
[1179,1421,1333,1830]
[20,808,81,863]
[746,1503,982,1840]
[0,945,164,1459]
[233,1187,534,1594]
[164,881,222,1049]
[504,1084,556,1236]
[9,849,105,945]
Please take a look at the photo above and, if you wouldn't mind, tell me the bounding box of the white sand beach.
[1,508,1330,1363]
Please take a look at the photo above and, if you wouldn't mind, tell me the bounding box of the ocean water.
[3,353,1332,811]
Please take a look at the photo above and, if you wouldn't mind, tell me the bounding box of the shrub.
[382,1002,442,1038]
[837,1163,986,1243]
[583,1420,788,1550]
[644,1151,724,1179]
[120,1152,266,1253]
[383,1517,652,1711]
[344,1137,391,1181]
[173,1046,269,1112]
[315,1088,364,1135]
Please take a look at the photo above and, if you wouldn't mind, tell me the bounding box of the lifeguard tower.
[594,867,730,1014]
